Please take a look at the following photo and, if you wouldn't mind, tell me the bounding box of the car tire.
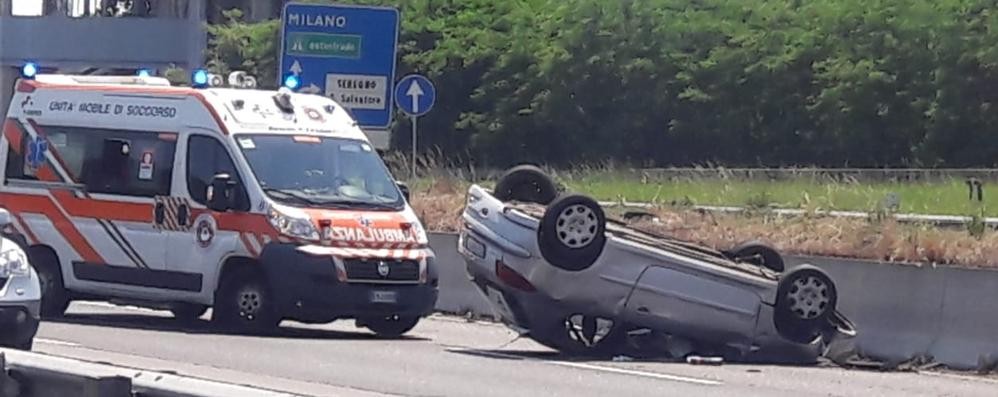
[538,194,607,271]
[724,240,785,273]
[493,164,559,205]
[530,314,627,357]
[11,339,33,351]
[362,315,420,338]
[774,264,838,344]
[29,247,70,319]
[213,268,280,334]
[171,303,209,323]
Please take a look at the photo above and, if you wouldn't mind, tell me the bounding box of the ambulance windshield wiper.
[261,188,325,206]
[320,199,401,211]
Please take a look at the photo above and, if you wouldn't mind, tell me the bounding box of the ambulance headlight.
[21,63,38,79]
[268,207,319,240]
[0,247,30,278]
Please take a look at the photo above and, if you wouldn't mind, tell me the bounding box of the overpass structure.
[0,1,206,115]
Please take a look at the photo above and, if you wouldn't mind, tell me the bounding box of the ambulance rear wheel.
[30,247,70,319]
[214,268,279,334]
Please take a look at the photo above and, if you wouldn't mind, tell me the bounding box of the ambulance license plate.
[370,290,398,304]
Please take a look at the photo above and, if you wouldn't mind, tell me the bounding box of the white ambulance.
[0,66,438,336]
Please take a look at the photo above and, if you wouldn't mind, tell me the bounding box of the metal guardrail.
[630,167,998,183]
[0,349,301,397]
[597,201,998,228]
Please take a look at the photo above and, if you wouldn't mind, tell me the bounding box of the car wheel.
[724,240,785,273]
[530,314,627,357]
[538,194,607,271]
[361,315,420,338]
[213,268,279,334]
[171,303,209,323]
[774,264,838,344]
[29,247,70,319]
[493,164,559,205]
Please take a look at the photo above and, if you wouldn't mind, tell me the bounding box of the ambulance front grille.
[343,259,419,283]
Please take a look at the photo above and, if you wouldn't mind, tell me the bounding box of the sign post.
[280,3,400,136]
[394,74,436,180]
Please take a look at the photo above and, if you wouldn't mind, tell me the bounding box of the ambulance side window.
[3,124,32,181]
[187,135,249,211]
[75,128,176,197]
[3,136,27,181]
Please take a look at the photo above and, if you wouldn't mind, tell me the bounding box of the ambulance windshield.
[236,134,403,210]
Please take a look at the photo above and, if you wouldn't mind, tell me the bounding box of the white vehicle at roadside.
[0,208,41,350]
[458,165,856,360]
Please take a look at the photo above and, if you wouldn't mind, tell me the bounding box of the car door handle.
[154,202,165,224]
[637,307,650,313]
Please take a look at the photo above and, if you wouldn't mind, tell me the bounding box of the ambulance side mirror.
[207,173,234,212]
[0,209,11,228]
[397,181,410,202]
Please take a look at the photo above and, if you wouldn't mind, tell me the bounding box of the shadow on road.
[45,312,431,342]
[446,346,828,367]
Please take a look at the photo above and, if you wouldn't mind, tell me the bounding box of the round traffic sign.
[394,74,436,117]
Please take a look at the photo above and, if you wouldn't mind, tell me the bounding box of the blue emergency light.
[21,63,38,79]
[283,74,301,90]
[137,69,152,77]
[192,69,210,88]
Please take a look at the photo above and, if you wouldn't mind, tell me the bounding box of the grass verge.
[408,174,998,269]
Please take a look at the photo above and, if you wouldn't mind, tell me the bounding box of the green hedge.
[207,0,998,168]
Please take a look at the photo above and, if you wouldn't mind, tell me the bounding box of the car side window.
[187,135,250,211]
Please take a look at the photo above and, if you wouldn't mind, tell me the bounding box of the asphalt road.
[27,302,998,397]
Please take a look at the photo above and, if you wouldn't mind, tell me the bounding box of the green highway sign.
[285,32,362,59]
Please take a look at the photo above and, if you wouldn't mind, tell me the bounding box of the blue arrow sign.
[280,3,400,129]
[394,74,436,117]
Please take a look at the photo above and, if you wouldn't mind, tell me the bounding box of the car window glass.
[187,135,249,211]
[5,124,175,197]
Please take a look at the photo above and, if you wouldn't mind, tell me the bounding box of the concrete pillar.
[247,0,276,21]
[185,0,207,70]
[0,67,17,123]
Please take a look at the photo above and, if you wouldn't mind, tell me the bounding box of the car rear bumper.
[260,244,439,322]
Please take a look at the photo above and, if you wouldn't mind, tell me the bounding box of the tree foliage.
[206,0,998,168]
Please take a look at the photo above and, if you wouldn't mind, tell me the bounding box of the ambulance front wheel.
[30,247,70,318]
[213,267,280,334]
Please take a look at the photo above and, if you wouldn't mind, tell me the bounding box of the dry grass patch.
[408,177,998,269]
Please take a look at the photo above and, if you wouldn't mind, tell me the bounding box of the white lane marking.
[74,301,162,313]
[920,371,998,385]
[445,346,722,386]
[36,338,80,347]
[551,361,722,386]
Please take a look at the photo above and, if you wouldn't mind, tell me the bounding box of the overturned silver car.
[457,165,856,361]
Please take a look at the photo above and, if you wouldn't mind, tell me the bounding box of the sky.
[11,0,99,17]
[11,0,43,16]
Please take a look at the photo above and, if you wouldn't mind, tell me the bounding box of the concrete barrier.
[0,349,299,397]
[429,233,495,319]
[428,232,998,370]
